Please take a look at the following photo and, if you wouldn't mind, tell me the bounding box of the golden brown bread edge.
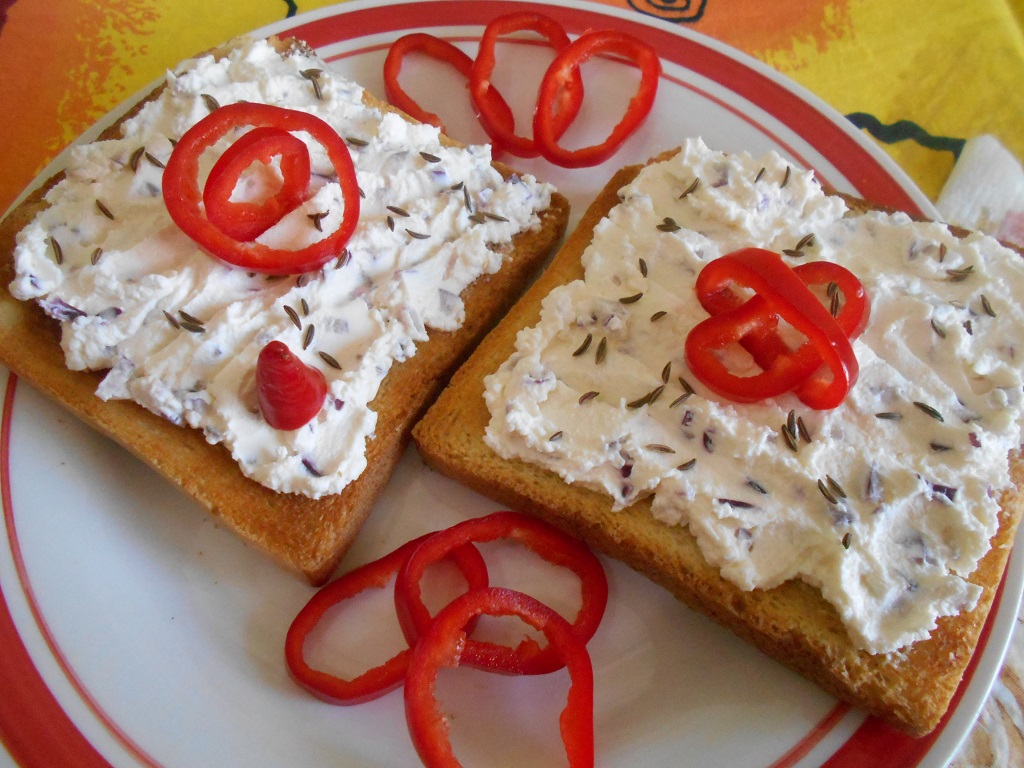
[0,37,570,586]
[412,159,1024,736]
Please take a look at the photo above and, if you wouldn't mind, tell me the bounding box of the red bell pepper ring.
[533,29,661,168]
[163,102,360,275]
[698,257,870,390]
[394,510,608,675]
[684,248,869,410]
[284,534,489,705]
[697,251,870,409]
[404,587,594,768]
[469,12,584,158]
[202,126,311,242]
[383,32,516,153]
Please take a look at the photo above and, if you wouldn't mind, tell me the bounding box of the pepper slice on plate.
[532,29,660,168]
[469,12,584,158]
[394,510,608,675]
[162,102,360,275]
[202,126,311,242]
[285,534,489,705]
[404,587,594,768]
[383,32,516,151]
[684,248,870,410]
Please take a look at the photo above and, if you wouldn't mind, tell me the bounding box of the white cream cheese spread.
[484,138,1024,653]
[10,38,552,498]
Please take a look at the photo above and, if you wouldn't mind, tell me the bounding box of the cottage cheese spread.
[484,138,1024,653]
[10,38,552,498]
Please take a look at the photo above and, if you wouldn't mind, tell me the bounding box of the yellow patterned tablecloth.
[1,1,1022,764]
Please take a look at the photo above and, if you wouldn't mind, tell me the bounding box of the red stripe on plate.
[767,703,853,768]
[0,374,112,768]
[822,566,1009,767]
[287,0,921,214]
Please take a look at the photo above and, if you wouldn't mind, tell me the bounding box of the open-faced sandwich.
[0,36,569,585]
[413,138,1024,735]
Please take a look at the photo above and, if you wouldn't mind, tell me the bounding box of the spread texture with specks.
[484,139,1024,653]
[9,38,553,498]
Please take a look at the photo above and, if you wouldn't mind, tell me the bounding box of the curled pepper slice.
[404,587,594,768]
[395,510,608,675]
[163,102,360,275]
[469,12,584,158]
[533,29,660,168]
[284,534,489,705]
[684,248,870,410]
[202,126,311,242]
[383,32,515,152]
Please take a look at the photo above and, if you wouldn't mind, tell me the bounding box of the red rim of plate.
[0,2,1001,766]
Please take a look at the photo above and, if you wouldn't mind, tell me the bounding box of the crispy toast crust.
[412,159,1024,736]
[0,37,570,586]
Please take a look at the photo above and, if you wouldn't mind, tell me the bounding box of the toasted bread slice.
[412,157,1024,735]
[0,37,569,585]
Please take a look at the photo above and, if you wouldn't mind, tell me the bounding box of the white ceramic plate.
[2,1,1021,766]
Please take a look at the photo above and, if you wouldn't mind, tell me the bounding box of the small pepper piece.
[533,29,661,168]
[163,102,360,275]
[404,587,594,768]
[469,12,584,158]
[284,534,489,705]
[394,510,608,675]
[684,248,870,409]
[256,340,328,430]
